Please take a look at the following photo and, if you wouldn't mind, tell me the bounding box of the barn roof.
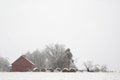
[23,56,35,65]
[12,55,35,66]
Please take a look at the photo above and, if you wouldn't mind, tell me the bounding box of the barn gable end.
[12,56,35,72]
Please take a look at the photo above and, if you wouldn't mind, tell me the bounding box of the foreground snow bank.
[0,72,120,80]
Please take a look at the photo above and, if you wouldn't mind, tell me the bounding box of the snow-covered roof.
[23,56,35,66]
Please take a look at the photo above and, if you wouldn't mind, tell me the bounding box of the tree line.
[0,44,107,72]
[83,61,107,72]
[24,44,76,70]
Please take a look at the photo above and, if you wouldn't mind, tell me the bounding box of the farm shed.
[12,55,35,72]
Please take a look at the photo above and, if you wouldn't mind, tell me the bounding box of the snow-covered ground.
[0,72,120,80]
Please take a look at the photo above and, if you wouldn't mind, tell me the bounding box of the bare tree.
[101,65,107,72]
[93,64,100,72]
[0,56,10,72]
[25,44,77,70]
[43,44,76,69]
[84,61,93,72]
[84,61,108,72]
[25,50,46,69]
[43,44,66,69]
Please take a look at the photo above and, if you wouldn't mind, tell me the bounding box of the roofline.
[12,55,35,66]
[23,57,35,65]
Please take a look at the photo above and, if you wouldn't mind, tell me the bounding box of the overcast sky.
[0,0,120,71]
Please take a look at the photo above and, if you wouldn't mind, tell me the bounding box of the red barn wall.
[12,56,35,72]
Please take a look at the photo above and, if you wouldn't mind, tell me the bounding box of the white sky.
[0,0,120,71]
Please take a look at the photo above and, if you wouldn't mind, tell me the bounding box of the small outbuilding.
[12,55,35,72]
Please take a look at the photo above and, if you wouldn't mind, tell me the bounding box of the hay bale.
[54,68,61,72]
[69,68,76,72]
[62,68,69,72]
[41,69,46,72]
[56,68,61,72]
[33,68,40,72]
[48,69,54,72]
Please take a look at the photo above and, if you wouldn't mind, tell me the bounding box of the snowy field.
[0,72,120,80]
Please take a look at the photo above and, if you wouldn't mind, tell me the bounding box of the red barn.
[12,55,35,72]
